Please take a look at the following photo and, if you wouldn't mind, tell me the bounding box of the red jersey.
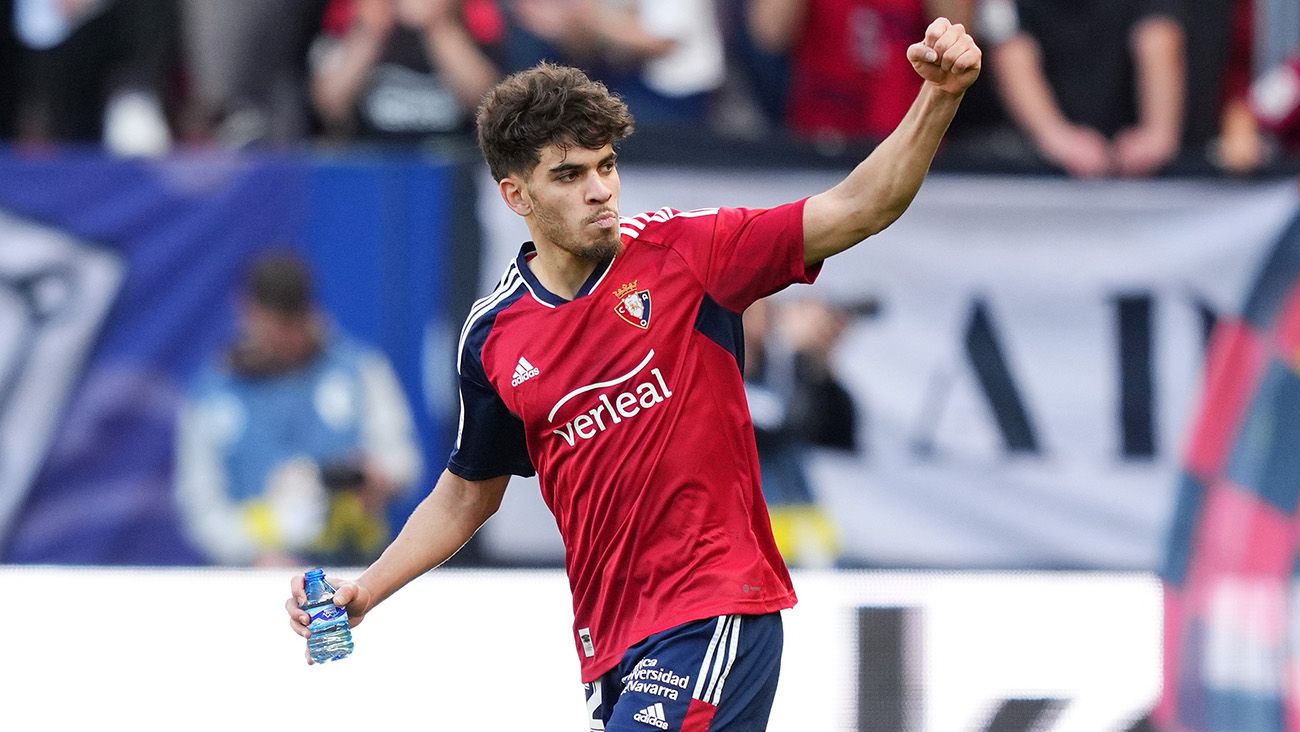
[449,200,817,681]
[787,0,927,140]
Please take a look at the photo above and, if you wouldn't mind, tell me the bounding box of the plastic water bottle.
[302,568,353,664]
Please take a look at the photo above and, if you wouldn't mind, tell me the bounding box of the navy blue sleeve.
[447,316,535,480]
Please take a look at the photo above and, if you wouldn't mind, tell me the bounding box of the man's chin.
[579,236,623,262]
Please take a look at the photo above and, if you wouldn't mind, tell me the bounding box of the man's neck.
[527,240,599,300]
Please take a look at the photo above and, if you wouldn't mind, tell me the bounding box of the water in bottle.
[302,568,353,663]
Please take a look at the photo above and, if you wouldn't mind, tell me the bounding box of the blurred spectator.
[456,0,556,77]
[179,0,327,147]
[1249,0,1300,160]
[580,0,728,127]
[985,0,1186,177]
[480,0,727,127]
[748,0,971,143]
[715,0,790,134]
[500,0,593,66]
[1212,0,1266,173]
[175,252,423,567]
[309,0,501,144]
[1253,0,1299,74]
[743,297,860,568]
[12,0,177,155]
[1253,55,1300,157]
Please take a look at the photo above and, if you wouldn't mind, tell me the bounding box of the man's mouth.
[589,210,618,229]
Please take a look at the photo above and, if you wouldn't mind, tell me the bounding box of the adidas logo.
[633,702,669,730]
[511,356,540,387]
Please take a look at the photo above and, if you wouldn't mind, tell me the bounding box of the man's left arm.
[802,17,981,265]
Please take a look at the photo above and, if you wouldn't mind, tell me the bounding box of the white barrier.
[2,568,1159,731]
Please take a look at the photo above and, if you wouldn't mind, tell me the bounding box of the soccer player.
[285,17,980,731]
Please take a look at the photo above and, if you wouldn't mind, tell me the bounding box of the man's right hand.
[907,18,982,97]
[286,573,375,664]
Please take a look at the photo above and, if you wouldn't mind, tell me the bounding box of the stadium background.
[4,147,1293,732]
[3,0,1300,730]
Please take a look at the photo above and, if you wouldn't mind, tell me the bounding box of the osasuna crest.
[613,280,652,329]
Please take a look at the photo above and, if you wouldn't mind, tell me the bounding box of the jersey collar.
[515,242,616,307]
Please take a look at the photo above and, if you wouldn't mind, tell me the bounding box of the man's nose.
[585,174,612,203]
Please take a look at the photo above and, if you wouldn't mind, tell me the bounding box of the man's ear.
[499,176,532,217]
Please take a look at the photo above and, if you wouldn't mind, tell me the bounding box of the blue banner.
[0,149,454,564]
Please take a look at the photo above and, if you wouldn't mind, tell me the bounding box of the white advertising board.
[2,567,1158,731]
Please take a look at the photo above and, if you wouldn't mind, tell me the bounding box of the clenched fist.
[907,18,982,96]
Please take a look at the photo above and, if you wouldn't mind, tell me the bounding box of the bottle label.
[304,599,348,628]
[311,604,345,623]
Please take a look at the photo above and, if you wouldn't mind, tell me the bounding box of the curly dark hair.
[476,62,635,182]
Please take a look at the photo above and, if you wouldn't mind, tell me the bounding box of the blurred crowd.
[0,0,1298,176]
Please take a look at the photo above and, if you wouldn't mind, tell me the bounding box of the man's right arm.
[286,469,509,640]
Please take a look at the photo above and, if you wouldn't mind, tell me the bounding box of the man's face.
[243,301,316,365]
[519,142,622,262]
